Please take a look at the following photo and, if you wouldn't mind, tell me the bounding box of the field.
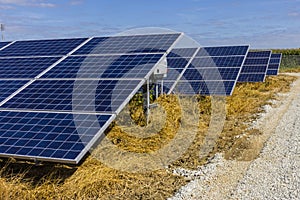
[0,73,296,200]
[273,48,300,72]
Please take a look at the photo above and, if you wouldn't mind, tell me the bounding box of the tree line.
[272,48,300,55]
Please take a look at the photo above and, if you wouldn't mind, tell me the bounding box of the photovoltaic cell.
[0,38,87,57]
[238,50,271,82]
[0,111,113,163]
[41,54,163,79]
[267,53,282,75]
[2,79,143,113]
[0,80,29,102]
[72,33,181,55]
[0,57,61,78]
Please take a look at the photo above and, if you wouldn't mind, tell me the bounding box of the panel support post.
[146,79,150,125]
[155,83,159,99]
[161,79,164,94]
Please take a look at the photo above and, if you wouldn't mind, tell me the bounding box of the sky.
[0,0,299,48]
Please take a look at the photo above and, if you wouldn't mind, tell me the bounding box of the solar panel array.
[0,33,182,164]
[0,33,283,164]
[164,45,249,95]
[267,53,282,75]
[238,50,272,82]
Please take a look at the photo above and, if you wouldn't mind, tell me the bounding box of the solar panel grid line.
[38,78,145,81]
[0,41,14,51]
[0,80,34,107]
[71,52,167,57]
[167,47,201,94]
[0,108,115,116]
[0,55,63,59]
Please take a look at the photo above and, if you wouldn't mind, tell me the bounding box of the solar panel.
[197,46,249,57]
[0,42,11,50]
[41,54,164,79]
[238,50,271,82]
[0,80,29,102]
[72,33,182,55]
[166,45,249,96]
[0,33,182,163]
[267,53,282,75]
[0,38,88,57]
[0,57,61,78]
[0,111,114,163]
[2,79,143,113]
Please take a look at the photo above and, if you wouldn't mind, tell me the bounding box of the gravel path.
[169,73,300,200]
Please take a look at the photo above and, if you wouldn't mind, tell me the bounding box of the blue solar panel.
[0,80,29,102]
[267,53,282,75]
[167,48,198,58]
[238,50,271,82]
[41,54,163,79]
[0,111,113,163]
[72,33,181,55]
[197,46,249,57]
[168,81,235,95]
[2,79,143,113]
[238,74,266,82]
[0,57,61,78]
[167,46,249,95]
[0,42,11,49]
[190,56,245,68]
[0,38,87,57]
[182,68,241,81]
[167,58,190,69]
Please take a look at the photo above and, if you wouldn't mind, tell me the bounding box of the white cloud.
[0,0,56,8]
[288,12,300,17]
[69,0,83,6]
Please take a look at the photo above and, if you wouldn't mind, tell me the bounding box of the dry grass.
[280,67,300,73]
[0,74,297,200]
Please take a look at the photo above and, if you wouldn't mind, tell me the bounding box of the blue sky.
[0,0,299,48]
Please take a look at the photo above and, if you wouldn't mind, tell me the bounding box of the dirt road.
[169,73,300,200]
